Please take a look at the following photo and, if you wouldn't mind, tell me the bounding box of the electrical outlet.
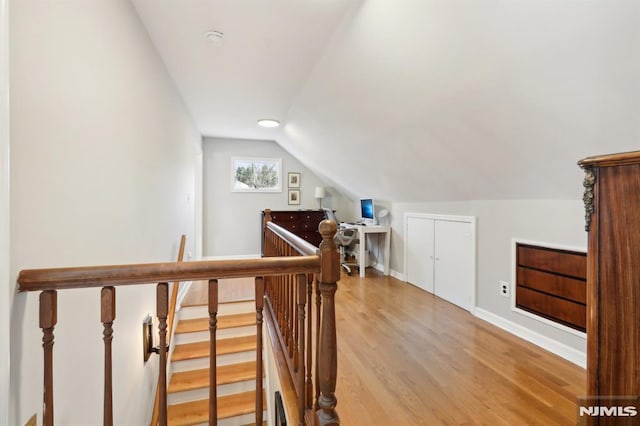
[499,281,510,297]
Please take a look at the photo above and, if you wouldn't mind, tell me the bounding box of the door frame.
[1,0,10,422]
[404,213,477,313]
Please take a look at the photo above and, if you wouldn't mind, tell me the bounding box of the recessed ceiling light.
[257,119,280,128]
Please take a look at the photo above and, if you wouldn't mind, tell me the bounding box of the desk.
[344,224,390,278]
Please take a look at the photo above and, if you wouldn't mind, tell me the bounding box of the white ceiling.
[133,0,640,202]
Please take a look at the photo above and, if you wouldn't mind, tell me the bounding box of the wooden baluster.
[286,275,292,358]
[314,275,321,411]
[40,290,57,426]
[294,276,300,374]
[316,220,340,426]
[255,277,265,425]
[209,279,219,424]
[306,274,313,409]
[296,274,306,426]
[101,287,116,426]
[156,283,169,426]
[279,275,285,332]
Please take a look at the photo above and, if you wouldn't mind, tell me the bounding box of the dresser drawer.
[270,213,298,223]
[264,210,327,248]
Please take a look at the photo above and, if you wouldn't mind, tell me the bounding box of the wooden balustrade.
[262,209,340,425]
[18,217,339,426]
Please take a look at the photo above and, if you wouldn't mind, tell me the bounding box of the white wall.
[203,137,354,257]
[0,0,10,423]
[389,199,587,356]
[9,1,201,424]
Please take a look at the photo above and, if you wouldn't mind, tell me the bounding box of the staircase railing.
[262,210,340,426]
[17,219,339,426]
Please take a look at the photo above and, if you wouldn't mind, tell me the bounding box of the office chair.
[323,208,359,275]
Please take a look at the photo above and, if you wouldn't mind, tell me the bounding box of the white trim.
[475,308,586,368]
[403,212,477,313]
[512,306,587,339]
[510,238,587,339]
[194,148,203,260]
[404,212,475,223]
[176,280,192,309]
[0,0,10,423]
[389,269,405,282]
[372,262,384,273]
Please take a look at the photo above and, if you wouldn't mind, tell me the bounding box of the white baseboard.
[372,262,384,273]
[390,269,405,281]
[474,308,586,368]
[176,280,192,308]
[372,263,406,282]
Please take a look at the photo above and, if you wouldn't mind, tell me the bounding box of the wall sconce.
[142,315,169,363]
[143,316,153,362]
[315,186,326,209]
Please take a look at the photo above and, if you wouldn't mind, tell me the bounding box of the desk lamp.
[315,187,326,209]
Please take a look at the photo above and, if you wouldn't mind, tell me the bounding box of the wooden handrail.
[266,221,319,256]
[23,218,335,426]
[150,234,186,426]
[17,256,320,291]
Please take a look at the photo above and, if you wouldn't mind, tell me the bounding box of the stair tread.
[169,361,259,393]
[172,335,256,361]
[167,390,265,426]
[176,313,256,334]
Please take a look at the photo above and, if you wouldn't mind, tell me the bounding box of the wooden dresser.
[262,210,327,247]
[579,151,640,424]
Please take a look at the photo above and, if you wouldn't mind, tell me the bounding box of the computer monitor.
[360,199,376,225]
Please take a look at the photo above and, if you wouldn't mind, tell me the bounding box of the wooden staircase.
[167,300,266,426]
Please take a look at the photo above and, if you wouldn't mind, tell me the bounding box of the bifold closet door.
[434,220,474,312]
[406,217,435,293]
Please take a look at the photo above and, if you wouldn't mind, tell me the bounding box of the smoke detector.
[205,30,224,46]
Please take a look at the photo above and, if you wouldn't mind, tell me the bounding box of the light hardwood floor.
[179,270,586,425]
[334,271,585,425]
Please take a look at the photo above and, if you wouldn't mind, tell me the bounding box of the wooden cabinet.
[515,243,586,332]
[579,151,640,423]
[263,210,327,247]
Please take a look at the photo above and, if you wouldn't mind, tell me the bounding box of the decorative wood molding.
[581,168,596,232]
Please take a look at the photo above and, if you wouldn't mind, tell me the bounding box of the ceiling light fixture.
[205,30,224,46]
[257,119,280,128]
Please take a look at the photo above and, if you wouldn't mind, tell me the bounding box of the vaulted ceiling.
[132,0,640,202]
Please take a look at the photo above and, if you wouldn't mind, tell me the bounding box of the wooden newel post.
[40,290,57,426]
[263,209,272,257]
[315,220,340,426]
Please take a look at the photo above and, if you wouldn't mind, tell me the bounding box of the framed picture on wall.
[288,172,301,188]
[231,157,282,192]
[288,189,300,205]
